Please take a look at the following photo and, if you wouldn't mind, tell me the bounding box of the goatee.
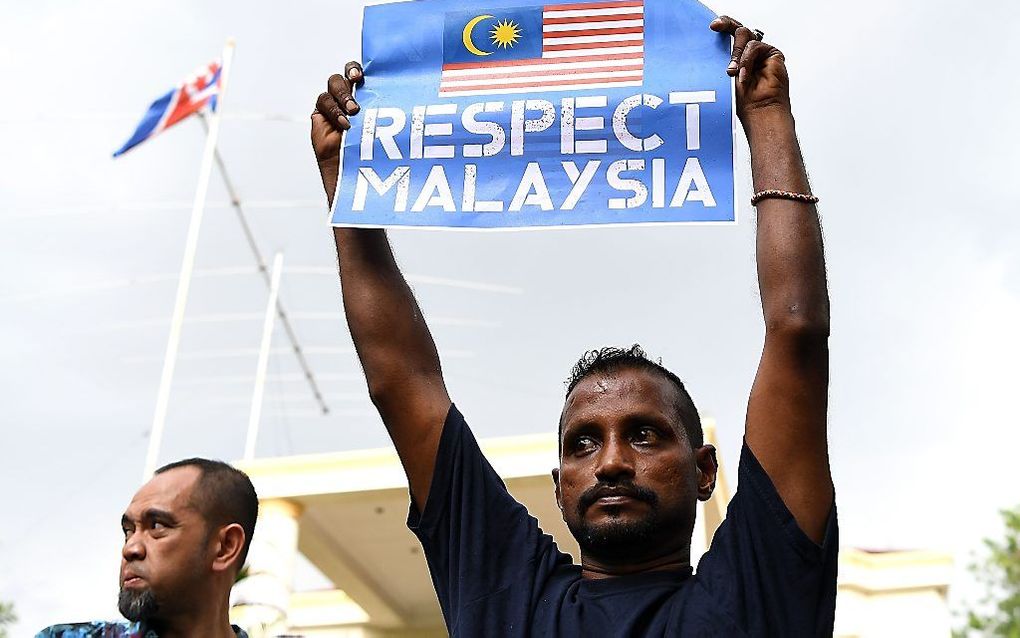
[118,587,159,622]
[571,514,660,558]
[570,483,662,559]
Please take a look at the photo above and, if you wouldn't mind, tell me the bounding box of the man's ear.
[696,445,718,502]
[211,523,246,574]
[551,468,563,512]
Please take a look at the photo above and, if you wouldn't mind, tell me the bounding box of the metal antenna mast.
[199,113,330,417]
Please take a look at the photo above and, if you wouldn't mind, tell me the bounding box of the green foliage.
[0,600,16,638]
[956,506,1020,637]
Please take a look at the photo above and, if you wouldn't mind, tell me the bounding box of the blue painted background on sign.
[333,0,734,229]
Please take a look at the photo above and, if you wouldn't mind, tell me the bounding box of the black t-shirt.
[408,405,838,637]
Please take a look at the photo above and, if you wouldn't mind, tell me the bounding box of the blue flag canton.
[443,7,544,64]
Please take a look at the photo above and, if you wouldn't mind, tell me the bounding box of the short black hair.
[562,344,703,450]
[155,458,258,568]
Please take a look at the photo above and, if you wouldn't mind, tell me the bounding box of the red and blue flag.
[113,59,222,157]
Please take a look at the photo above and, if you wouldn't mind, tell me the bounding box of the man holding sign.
[313,10,835,638]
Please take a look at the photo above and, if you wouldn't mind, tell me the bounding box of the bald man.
[37,458,257,638]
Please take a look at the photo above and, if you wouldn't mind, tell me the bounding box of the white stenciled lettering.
[360,108,407,161]
[348,89,725,216]
[614,94,664,152]
[463,102,506,158]
[668,91,716,152]
[409,106,426,160]
[411,165,457,212]
[462,164,504,212]
[608,159,648,209]
[573,95,608,155]
[652,157,666,208]
[562,96,611,155]
[511,100,555,157]
[509,162,553,211]
[353,166,411,211]
[411,104,457,160]
[560,98,575,155]
[560,160,601,210]
[670,157,716,207]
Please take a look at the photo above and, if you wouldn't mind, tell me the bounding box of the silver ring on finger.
[752,29,765,41]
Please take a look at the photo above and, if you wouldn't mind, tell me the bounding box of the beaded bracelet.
[751,190,820,206]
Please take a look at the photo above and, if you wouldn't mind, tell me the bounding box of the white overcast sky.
[2,0,1019,634]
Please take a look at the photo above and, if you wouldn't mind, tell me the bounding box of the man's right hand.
[311,61,363,206]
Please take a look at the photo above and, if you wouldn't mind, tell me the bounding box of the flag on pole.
[113,59,223,157]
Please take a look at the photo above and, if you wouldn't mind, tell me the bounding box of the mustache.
[578,481,658,514]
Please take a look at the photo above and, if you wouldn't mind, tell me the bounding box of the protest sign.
[332,0,734,229]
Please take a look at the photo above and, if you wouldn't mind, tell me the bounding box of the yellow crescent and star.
[462,14,523,56]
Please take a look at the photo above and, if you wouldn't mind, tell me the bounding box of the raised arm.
[312,63,451,510]
[711,18,832,543]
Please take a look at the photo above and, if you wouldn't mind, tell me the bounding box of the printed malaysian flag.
[439,0,644,97]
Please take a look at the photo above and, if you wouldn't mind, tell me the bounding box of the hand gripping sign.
[332,0,735,229]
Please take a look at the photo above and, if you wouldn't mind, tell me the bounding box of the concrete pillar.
[231,498,304,637]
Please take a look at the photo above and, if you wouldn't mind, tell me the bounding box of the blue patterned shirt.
[35,621,248,637]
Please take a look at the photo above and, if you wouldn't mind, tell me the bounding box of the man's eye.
[634,427,659,443]
[122,527,133,538]
[152,521,167,530]
[573,436,597,453]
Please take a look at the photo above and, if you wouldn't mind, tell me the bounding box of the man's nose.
[122,532,145,562]
[594,436,635,482]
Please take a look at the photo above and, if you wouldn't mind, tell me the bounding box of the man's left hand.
[710,16,790,122]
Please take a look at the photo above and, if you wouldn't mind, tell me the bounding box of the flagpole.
[143,37,236,479]
[245,252,285,460]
